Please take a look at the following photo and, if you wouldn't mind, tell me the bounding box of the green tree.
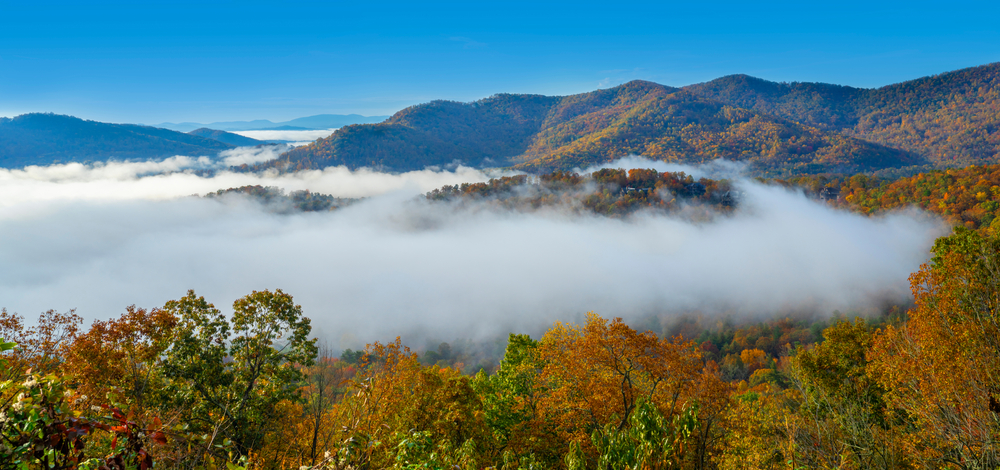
[161,289,318,460]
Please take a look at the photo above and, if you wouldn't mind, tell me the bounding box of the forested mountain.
[269,81,920,176]
[688,62,1000,167]
[0,113,233,167]
[187,128,265,147]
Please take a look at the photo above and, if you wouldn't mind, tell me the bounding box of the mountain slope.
[188,128,265,147]
[274,93,562,171]
[0,113,234,167]
[687,63,1000,166]
[272,81,920,175]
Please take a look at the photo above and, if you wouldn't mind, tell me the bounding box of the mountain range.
[267,63,999,176]
[155,114,390,132]
[3,63,998,175]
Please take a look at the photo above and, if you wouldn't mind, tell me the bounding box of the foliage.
[0,341,168,470]
[869,228,1000,467]
[0,308,83,379]
[589,400,699,470]
[160,289,317,460]
[64,306,177,412]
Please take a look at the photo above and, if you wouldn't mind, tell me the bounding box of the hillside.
[687,63,1000,167]
[271,93,561,171]
[270,81,919,175]
[188,128,265,147]
[780,163,1000,233]
[0,113,233,167]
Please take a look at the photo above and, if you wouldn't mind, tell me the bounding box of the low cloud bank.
[0,156,501,207]
[0,157,945,347]
[233,128,338,146]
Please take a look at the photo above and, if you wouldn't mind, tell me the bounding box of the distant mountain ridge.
[0,113,234,167]
[156,114,389,132]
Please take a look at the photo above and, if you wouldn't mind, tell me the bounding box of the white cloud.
[0,159,504,206]
[0,157,945,348]
[233,128,338,144]
[218,145,291,166]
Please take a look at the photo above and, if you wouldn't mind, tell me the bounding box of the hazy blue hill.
[686,63,1000,166]
[0,113,233,167]
[188,128,265,147]
[280,114,388,129]
[158,119,276,132]
[157,114,389,132]
[266,80,919,175]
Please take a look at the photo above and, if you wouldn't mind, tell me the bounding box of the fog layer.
[0,157,945,346]
[233,128,338,146]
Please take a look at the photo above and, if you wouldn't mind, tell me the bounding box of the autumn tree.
[786,318,911,468]
[869,228,1000,467]
[64,305,178,412]
[0,308,82,379]
[537,313,704,465]
[328,338,492,469]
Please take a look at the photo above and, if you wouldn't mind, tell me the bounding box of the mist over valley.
[0,152,945,350]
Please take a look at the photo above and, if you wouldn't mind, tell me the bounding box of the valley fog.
[0,155,945,348]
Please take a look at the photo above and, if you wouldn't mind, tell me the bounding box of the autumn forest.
[3,160,1000,470]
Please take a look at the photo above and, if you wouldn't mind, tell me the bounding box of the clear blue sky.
[2,0,998,124]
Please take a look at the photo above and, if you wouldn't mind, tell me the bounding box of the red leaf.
[150,431,168,445]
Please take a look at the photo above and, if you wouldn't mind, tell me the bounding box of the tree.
[471,333,558,466]
[869,228,1000,468]
[537,313,703,464]
[64,306,178,412]
[160,289,317,460]
[789,318,910,468]
[0,308,82,379]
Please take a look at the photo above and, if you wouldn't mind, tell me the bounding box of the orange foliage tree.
[869,228,1000,467]
[536,313,706,463]
[64,306,178,411]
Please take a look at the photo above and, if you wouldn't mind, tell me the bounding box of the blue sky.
[1,0,998,124]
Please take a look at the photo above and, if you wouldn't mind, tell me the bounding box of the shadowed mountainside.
[0,113,233,167]
[188,128,265,147]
